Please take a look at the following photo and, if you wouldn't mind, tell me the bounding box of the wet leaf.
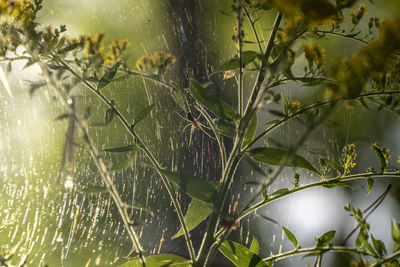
[59,42,85,54]
[190,77,238,121]
[120,254,191,267]
[105,108,115,124]
[219,240,268,267]
[243,113,257,147]
[160,170,218,203]
[214,51,259,73]
[103,144,137,153]
[246,147,320,174]
[250,237,259,254]
[98,61,122,89]
[172,199,213,239]
[282,227,298,248]
[133,104,154,127]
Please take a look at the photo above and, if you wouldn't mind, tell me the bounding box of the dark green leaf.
[371,235,386,257]
[98,61,122,89]
[190,77,238,121]
[159,170,218,203]
[356,231,377,257]
[250,237,259,255]
[103,144,137,153]
[317,230,336,247]
[392,219,400,243]
[322,181,352,189]
[120,254,191,267]
[371,143,388,173]
[105,108,115,124]
[366,178,374,195]
[219,240,268,267]
[320,157,342,175]
[133,104,154,127]
[80,186,107,194]
[244,157,268,177]
[6,62,12,73]
[59,42,85,54]
[247,147,320,174]
[171,88,187,112]
[270,188,289,196]
[47,64,64,70]
[244,113,257,147]
[172,199,213,239]
[268,109,285,117]
[386,95,393,105]
[214,51,259,73]
[264,119,280,126]
[282,227,298,248]
[54,113,71,121]
[112,156,133,170]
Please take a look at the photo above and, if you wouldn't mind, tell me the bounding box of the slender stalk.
[370,250,400,267]
[57,60,196,261]
[237,0,244,116]
[241,3,263,54]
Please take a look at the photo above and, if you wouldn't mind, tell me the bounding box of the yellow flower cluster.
[339,144,357,175]
[0,0,36,27]
[303,43,326,70]
[136,52,176,75]
[104,39,130,64]
[289,99,301,113]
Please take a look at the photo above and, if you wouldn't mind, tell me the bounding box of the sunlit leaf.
[243,113,257,147]
[160,170,218,203]
[219,240,268,267]
[250,237,259,254]
[133,104,154,127]
[58,42,85,54]
[316,230,336,247]
[103,144,137,153]
[246,147,320,174]
[120,254,191,267]
[105,108,115,124]
[366,178,374,195]
[282,227,298,248]
[214,51,259,73]
[172,199,213,239]
[98,61,122,89]
[190,77,238,121]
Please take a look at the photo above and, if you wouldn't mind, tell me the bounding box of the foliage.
[1,0,400,266]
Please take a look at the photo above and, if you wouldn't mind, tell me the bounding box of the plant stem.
[370,250,400,267]
[237,0,244,116]
[58,60,196,261]
[241,3,263,54]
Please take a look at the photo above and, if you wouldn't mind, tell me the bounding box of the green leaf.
[320,157,342,175]
[171,88,187,112]
[366,178,374,195]
[371,235,386,257]
[189,77,238,121]
[316,230,336,247]
[322,181,352,189]
[159,170,218,203]
[133,104,154,127]
[172,199,213,239]
[58,42,85,54]
[250,237,259,255]
[244,157,268,177]
[282,227,298,248]
[120,254,191,267]
[356,231,377,257]
[219,240,268,267]
[103,144,137,153]
[214,51,259,73]
[264,119,280,126]
[105,108,115,124]
[243,113,257,147]
[246,147,320,174]
[392,219,400,243]
[112,156,133,170]
[79,186,107,194]
[98,61,122,90]
[270,188,289,196]
[54,113,71,121]
[268,109,285,117]
[370,143,389,173]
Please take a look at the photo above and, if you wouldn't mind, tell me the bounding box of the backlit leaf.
[172,199,213,239]
[214,51,259,73]
[121,254,190,267]
[105,108,115,124]
[366,178,374,195]
[219,240,268,267]
[133,104,154,127]
[316,230,336,247]
[160,170,218,203]
[250,237,259,254]
[98,61,122,89]
[103,144,137,153]
[59,42,85,54]
[190,77,238,121]
[243,113,257,147]
[392,219,400,243]
[246,147,320,174]
[282,227,298,248]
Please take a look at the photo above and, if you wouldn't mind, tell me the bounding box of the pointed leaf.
[103,144,137,153]
[250,237,260,254]
[243,113,257,147]
[392,219,400,243]
[270,188,289,196]
[133,104,154,127]
[120,254,191,267]
[322,181,352,189]
[282,227,298,248]
[219,240,268,267]
[112,156,133,170]
[366,178,374,195]
[98,61,122,89]
[54,113,71,121]
[190,77,238,121]
[105,108,115,124]
[320,157,342,175]
[317,230,336,247]
[160,170,218,203]
[264,119,280,126]
[247,147,320,174]
[371,235,386,257]
[214,51,259,73]
[172,199,213,239]
[59,42,85,54]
